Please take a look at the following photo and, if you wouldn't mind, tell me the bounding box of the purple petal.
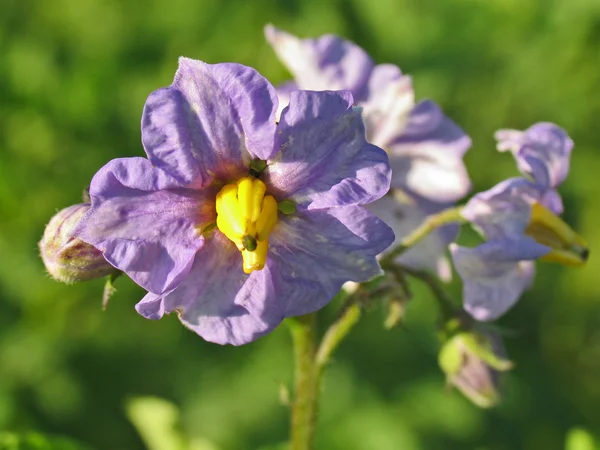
[136,293,165,320]
[496,122,573,189]
[136,233,284,346]
[274,80,298,120]
[539,188,564,215]
[387,100,472,203]
[264,24,373,98]
[76,157,215,294]
[367,192,456,281]
[141,58,278,187]
[265,90,391,209]
[462,177,543,241]
[268,206,394,317]
[361,64,415,148]
[451,238,550,321]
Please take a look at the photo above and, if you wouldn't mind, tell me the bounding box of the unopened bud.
[439,329,512,408]
[39,204,116,283]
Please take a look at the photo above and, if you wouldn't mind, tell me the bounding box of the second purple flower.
[265,25,472,280]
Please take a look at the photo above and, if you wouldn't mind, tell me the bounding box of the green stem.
[401,266,472,326]
[316,302,361,369]
[284,206,466,448]
[288,313,319,450]
[287,297,363,450]
[380,206,465,268]
[402,267,458,315]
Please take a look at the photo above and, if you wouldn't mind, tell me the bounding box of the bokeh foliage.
[1,0,599,448]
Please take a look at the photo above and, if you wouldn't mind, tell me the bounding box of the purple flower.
[75,58,394,345]
[265,25,471,280]
[451,123,587,321]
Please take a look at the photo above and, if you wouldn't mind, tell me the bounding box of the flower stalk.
[288,300,362,450]
[401,266,467,321]
[316,302,361,368]
[288,313,319,450]
[287,205,469,448]
[380,206,466,267]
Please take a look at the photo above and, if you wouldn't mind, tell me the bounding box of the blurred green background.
[1,0,599,448]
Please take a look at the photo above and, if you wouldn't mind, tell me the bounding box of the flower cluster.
[39,25,588,370]
[452,123,587,321]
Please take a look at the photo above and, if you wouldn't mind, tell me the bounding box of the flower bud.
[39,204,116,283]
[438,328,512,408]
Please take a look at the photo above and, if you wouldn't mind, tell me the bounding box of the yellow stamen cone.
[256,196,278,241]
[215,177,281,274]
[525,202,589,266]
[237,177,267,223]
[242,240,269,274]
[215,184,245,239]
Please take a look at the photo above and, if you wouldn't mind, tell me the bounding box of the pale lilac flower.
[451,123,587,321]
[265,25,471,280]
[75,58,394,345]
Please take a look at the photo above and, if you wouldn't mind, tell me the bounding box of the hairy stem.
[285,206,467,448]
[316,302,361,369]
[401,266,473,326]
[287,294,364,450]
[288,313,319,450]
[380,206,465,267]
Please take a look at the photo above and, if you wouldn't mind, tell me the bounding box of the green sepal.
[384,299,406,329]
[278,200,296,215]
[461,332,513,372]
[102,271,123,311]
[438,334,464,376]
[461,383,500,409]
[249,158,268,175]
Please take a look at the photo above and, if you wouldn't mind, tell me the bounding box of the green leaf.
[126,396,222,450]
[0,432,91,450]
[565,428,596,450]
[126,397,186,450]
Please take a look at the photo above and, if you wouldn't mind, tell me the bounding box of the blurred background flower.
[0,0,599,449]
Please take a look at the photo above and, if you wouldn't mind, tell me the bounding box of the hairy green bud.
[439,329,512,408]
[39,204,117,283]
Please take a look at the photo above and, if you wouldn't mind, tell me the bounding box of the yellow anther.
[242,240,269,274]
[216,184,246,238]
[237,177,266,223]
[256,196,278,241]
[215,176,280,274]
[525,202,589,267]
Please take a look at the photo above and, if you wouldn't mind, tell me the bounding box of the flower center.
[525,202,589,266]
[215,176,278,274]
